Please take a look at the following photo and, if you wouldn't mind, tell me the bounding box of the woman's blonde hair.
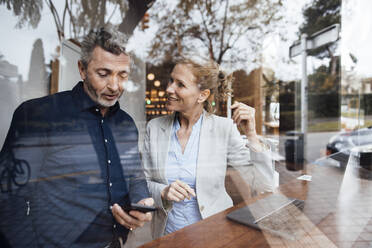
[176,58,233,113]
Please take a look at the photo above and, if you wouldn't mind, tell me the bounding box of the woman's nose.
[166,82,175,94]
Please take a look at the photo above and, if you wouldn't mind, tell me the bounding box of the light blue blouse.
[164,114,203,234]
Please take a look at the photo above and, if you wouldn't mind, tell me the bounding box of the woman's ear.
[198,89,210,103]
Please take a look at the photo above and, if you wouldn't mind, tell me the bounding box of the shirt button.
[108,160,111,164]
[109,182,112,187]
[113,224,116,228]
[95,108,99,112]
[101,119,104,124]
[200,205,205,211]
[105,139,108,143]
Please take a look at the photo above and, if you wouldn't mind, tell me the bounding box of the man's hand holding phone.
[112,198,155,231]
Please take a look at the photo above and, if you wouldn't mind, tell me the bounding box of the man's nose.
[107,76,120,92]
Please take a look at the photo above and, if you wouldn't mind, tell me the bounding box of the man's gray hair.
[80,24,129,68]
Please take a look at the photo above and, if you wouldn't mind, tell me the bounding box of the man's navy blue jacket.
[0,82,149,247]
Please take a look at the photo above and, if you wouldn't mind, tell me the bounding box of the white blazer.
[142,111,275,239]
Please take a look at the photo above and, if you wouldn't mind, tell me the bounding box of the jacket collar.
[159,110,213,132]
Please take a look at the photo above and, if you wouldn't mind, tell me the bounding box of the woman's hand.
[161,180,196,202]
[231,101,257,137]
[231,101,263,151]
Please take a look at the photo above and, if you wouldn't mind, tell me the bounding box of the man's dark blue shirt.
[0,82,149,247]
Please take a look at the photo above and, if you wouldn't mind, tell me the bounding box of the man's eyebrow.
[95,68,130,74]
[119,67,130,74]
[96,68,111,72]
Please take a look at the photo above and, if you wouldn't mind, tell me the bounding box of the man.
[0,26,153,248]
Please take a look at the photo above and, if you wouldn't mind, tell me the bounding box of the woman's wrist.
[245,131,259,142]
[246,132,265,152]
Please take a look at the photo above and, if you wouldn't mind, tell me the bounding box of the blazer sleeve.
[226,121,275,195]
[127,128,150,204]
[141,122,172,212]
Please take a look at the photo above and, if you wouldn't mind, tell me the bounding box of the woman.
[143,59,275,238]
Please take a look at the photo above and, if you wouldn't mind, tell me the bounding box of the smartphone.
[123,203,157,213]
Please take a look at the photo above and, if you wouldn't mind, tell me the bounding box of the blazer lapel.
[157,113,175,183]
[196,111,213,189]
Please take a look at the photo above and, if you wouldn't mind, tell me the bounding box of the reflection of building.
[23,39,48,101]
[362,77,372,94]
[341,77,372,130]
[0,58,18,79]
[0,57,22,146]
[0,39,48,145]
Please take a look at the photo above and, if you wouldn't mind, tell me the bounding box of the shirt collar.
[72,81,120,114]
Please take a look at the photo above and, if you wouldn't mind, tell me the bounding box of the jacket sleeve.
[226,120,275,195]
[0,103,38,246]
[141,122,172,212]
[0,103,28,178]
[128,128,151,204]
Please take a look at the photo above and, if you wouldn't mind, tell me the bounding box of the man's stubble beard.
[84,75,123,108]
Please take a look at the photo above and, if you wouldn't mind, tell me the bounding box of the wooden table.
[141,163,372,248]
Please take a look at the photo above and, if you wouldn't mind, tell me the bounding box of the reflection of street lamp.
[158,91,165,97]
[154,80,161,87]
[147,73,155,80]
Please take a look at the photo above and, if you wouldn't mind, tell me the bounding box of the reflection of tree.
[300,0,340,43]
[1,0,128,41]
[0,0,43,28]
[149,0,284,66]
[299,0,341,75]
[297,0,341,123]
[308,65,339,94]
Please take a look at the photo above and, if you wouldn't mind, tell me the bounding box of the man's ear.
[78,60,87,81]
[198,89,210,103]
